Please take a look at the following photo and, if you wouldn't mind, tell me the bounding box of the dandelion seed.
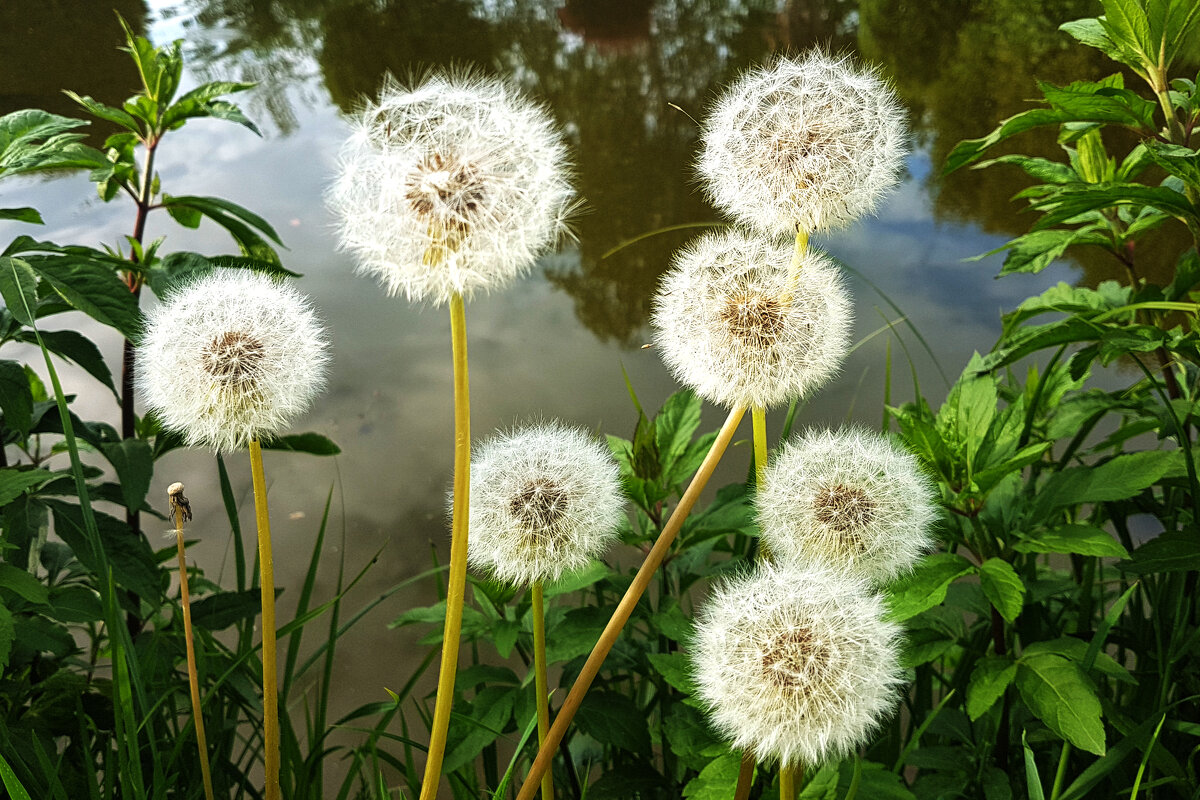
[756,428,936,584]
[137,271,329,454]
[651,228,851,410]
[466,422,624,586]
[698,50,907,236]
[328,71,574,305]
[692,563,902,769]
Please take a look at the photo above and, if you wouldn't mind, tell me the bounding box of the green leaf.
[0,257,38,326]
[986,228,1110,277]
[20,329,117,397]
[99,439,153,514]
[1151,0,1200,67]
[44,500,162,602]
[1142,141,1200,186]
[797,762,839,799]
[1033,450,1180,514]
[1022,638,1136,684]
[0,564,49,606]
[1030,183,1196,230]
[0,109,101,177]
[656,389,702,484]
[46,585,104,624]
[442,685,513,772]
[0,468,56,505]
[0,360,33,436]
[664,704,725,771]
[1060,17,1123,61]
[22,255,141,339]
[543,560,608,597]
[161,81,261,135]
[190,589,263,630]
[967,656,1018,720]
[1014,524,1129,558]
[576,690,651,753]
[1099,0,1154,64]
[161,195,284,264]
[681,751,741,800]
[544,606,608,663]
[840,760,917,800]
[0,207,43,224]
[1022,730,1046,800]
[62,92,141,133]
[885,553,977,622]
[1119,532,1200,574]
[979,558,1025,622]
[647,651,697,695]
[260,432,340,456]
[0,602,13,674]
[1016,653,1106,755]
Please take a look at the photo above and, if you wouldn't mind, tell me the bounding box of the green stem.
[420,292,471,800]
[248,440,280,800]
[532,581,553,800]
[752,406,768,488]
[1049,742,1071,800]
[175,512,215,800]
[514,404,747,800]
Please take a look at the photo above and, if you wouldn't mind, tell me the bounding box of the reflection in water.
[0,2,147,119]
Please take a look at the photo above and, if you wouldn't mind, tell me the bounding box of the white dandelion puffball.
[692,563,902,768]
[467,423,624,586]
[328,72,574,305]
[756,428,936,584]
[137,271,329,454]
[651,228,851,410]
[699,50,907,236]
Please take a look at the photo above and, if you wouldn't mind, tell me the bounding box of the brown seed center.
[200,330,266,384]
[405,152,486,225]
[509,479,569,548]
[813,483,875,553]
[719,292,786,349]
[761,625,829,690]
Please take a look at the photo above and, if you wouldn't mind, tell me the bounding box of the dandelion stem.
[421,292,471,800]
[752,406,768,488]
[249,439,281,800]
[174,504,215,800]
[734,750,755,800]
[779,764,797,800]
[515,404,746,800]
[531,581,553,800]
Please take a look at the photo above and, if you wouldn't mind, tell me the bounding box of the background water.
[0,0,1156,780]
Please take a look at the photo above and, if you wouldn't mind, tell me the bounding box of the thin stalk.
[734,751,755,800]
[531,582,553,800]
[779,764,797,800]
[752,406,768,488]
[420,292,471,800]
[1049,742,1071,800]
[173,495,215,800]
[515,404,746,800]
[248,440,281,800]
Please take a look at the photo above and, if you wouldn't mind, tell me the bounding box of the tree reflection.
[0,1,147,122]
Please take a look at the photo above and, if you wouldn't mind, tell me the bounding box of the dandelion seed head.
[328,72,574,305]
[651,229,851,410]
[466,422,624,586]
[699,50,908,236]
[757,428,936,583]
[692,563,903,768]
[137,271,329,454]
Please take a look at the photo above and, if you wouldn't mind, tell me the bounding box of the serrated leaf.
[99,438,154,513]
[979,558,1025,622]
[0,257,38,326]
[0,564,49,606]
[543,560,608,597]
[20,329,117,396]
[1014,524,1129,558]
[0,360,33,436]
[44,500,162,602]
[1033,450,1180,515]
[576,690,651,753]
[967,656,1018,720]
[1099,0,1154,63]
[885,553,977,622]
[544,605,608,663]
[1119,532,1200,574]
[22,255,140,338]
[656,389,702,484]
[442,685,513,772]
[1016,653,1106,755]
[1030,183,1196,231]
[647,651,696,695]
[681,751,741,800]
[0,468,56,505]
[1060,17,1122,60]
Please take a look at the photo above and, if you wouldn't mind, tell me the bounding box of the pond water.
[0,0,1137,780]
